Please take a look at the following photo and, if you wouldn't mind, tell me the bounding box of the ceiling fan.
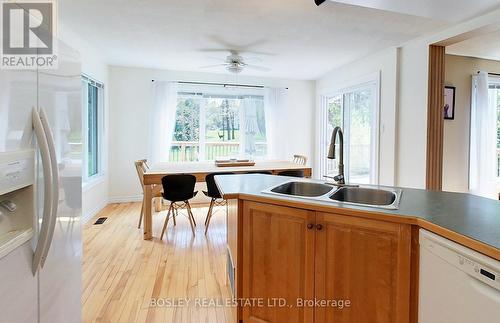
[199,50,270,74]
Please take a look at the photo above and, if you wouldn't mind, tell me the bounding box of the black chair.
[277,169,305,178]
[160,174,198,239]
[245,171,273,175]
[203,172,234,235]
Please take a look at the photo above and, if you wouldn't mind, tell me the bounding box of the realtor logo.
[1,0,58,69]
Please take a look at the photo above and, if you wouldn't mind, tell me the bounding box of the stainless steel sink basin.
[329,187,399,206]
[263,180,402,210]
[270,181,334,197]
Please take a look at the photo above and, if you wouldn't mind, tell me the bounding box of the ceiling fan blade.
[206,56,227,62]
[206,35,239,49]
[238,50,275,56]
[315,0,327,5]
[199,64,227,69]
[242,56,263,63]
[245,64,270,72]
[199,48,231,53]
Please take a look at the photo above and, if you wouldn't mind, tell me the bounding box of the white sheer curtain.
[149,81,178,165]
[264,87,286,159]
[469,72,497,199]
[242,98,256,158]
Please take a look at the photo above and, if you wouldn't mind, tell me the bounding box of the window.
[170,87,267,162]
[320,80,379,184]
[489,78,500,178]
[82,75,104,180]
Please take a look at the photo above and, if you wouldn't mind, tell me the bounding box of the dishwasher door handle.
[469,278,500,302]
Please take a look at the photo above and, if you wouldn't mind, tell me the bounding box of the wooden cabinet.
[242,201,315,323]
[315,212,411,323]
[239,201,412,323]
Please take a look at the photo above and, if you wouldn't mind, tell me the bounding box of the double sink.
[262,181,402,210]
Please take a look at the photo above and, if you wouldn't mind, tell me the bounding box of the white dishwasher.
[419,229,500,323]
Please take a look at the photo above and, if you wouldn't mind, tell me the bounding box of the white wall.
[395,38,430,188]
[59,25,110,223]
[443,54,500,193]
[316,47,399,186]
[107,66,316,202]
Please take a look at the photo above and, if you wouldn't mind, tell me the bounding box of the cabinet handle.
[316,224,323,231]
[307,223,314,230]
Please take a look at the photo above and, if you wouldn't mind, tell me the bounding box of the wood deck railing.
[169,141,266,162]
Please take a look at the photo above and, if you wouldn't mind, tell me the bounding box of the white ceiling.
[59,0,472,80]
[330,0,500,23]
[447,29,500,61]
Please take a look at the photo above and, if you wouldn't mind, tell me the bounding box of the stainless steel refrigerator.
[0,39,82,323]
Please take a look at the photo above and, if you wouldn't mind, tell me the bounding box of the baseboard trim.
[108,195,143,203]
[82,199,108,224]
[107,195,213,206]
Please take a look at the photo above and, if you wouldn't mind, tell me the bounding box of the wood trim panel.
[426,45,446,190]
[409,226,420,323]
[396,224,412,323]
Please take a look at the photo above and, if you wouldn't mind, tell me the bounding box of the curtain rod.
[477,71,500,77]
[151,80,288,90]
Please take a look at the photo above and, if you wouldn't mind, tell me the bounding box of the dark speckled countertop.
[215,174,500,254]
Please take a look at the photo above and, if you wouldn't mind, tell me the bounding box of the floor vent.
[94,217,107,225]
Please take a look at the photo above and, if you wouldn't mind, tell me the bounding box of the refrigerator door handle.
[32,108,54,275]
[39,108,59,268]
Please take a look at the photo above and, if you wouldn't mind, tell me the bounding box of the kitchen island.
[215,174,500,323]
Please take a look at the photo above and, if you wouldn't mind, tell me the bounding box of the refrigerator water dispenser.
[0,150,35,259]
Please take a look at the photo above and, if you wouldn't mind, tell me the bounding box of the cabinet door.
[315,212,411,323]
[242,201,315,323]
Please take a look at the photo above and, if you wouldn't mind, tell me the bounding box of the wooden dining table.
[141,160,312,240]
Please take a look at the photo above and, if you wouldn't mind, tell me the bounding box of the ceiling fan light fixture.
[226,64,243,74]
[315,0,326,6]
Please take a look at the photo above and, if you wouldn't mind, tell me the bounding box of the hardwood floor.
[83,202,234,323]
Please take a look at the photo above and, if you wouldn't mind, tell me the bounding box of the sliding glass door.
[321,82,378,184]
[489,79,500,178]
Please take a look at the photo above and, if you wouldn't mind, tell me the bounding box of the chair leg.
[138,201,144,229]
[160,203,173,240]
[205,198,215,235]
[185,201,196,236]
[173,208,177,226]
[190,205,197,227]
[205,199,215,226]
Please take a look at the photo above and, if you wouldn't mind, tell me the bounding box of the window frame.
[317,72,380,184]
[172,85,267,161]
[82,74,105,183]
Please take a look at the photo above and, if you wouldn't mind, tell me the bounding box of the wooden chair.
[135,159,163,229]
[293,154,307,166]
